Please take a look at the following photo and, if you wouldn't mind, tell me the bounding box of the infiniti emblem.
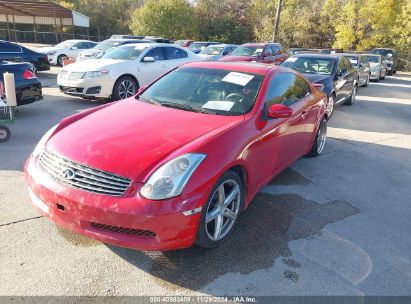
[62,167,76,180]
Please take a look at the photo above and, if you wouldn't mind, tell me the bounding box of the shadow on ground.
[108,191,359,291]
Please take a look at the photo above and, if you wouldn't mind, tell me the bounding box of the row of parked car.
[0,35,398,112]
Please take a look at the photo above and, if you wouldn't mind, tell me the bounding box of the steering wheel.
[225,93,243,102]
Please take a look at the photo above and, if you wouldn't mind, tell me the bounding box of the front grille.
[68,72,86,81]
[59,70,68,79]
[39,150,131,196]
[91,222,156,237]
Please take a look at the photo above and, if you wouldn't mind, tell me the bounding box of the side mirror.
[142,56,155,62]
[264,52,272,58]
[339,68,347,76]
[137,86,147,95]
[266,104,293,119]
[222,51,229,56]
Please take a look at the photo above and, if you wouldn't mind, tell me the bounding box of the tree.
[130,0,196,40]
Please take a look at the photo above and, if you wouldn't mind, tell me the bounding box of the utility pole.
[271,0,283,42]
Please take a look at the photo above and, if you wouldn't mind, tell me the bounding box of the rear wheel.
[307,118,327,157]
[388,70,393,76]
[327,94,335,118]
[381,70,386,80]
[361,74,370,87]
[112,76,138,101]
[0,125,11,142]
[196,171,243,248]
[344,85,357,106]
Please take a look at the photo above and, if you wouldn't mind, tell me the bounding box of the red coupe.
[25,62,328,251]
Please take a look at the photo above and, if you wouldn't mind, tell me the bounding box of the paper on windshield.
[113,42,120,46]
[222,72,254,86]
[134,45,146,50]
[285,57,298,62]
[203,101,234,111]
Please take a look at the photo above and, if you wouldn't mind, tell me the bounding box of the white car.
[198,44,237,61]
[363,54,387,81]
[37,40,97,66]
[57,43,202,100]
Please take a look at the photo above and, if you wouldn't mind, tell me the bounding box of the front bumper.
[57,74,114,99]
[24,156,207,251]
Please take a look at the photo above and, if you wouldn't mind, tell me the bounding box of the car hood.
[61,59,121,72]
[79,49,101,56]
[219,55,257,62]
[46,100,244,181]
[303,74,333,84]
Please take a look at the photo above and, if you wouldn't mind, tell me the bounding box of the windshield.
[188,43,207,51]
[372,49,392,57]
[139,67,264,116]
[231,46,263,57]
[55,41,76,49]
[364,55,380,63]
[345,55,359,66]
[200,46,224,55]
[94,40,122,50]
[281,57,336,75]
[101,45,146,60]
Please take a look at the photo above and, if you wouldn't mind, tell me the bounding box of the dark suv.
[220,43,288,64]
[0,40,50,73]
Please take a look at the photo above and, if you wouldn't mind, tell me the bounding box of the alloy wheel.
[205,179,241,241]
[317,120,327,154]
[351,86,357,103]
[0,129,7,140]
[118,80,136,99]
[327,95,334,115]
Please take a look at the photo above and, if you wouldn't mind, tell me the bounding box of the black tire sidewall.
[195,170,244,248]
[112,76,138,101]
[0,126,11,142]
[57,55,67,66]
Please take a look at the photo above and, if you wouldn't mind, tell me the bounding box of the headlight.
[140,153,206,200]
[82,70,109,79]
[48,51,56,56]
[32,125,58,158]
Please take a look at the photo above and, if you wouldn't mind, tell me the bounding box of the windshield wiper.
[137,96,161,105]
[161,102,217,114]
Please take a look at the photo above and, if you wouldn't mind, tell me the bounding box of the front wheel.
[307,118,327,157]
[361,74,370,87]
[0,125,11,142]
[327,94,335,118]
[196,171,243,248]
[112,76,138,101]
[57,54,68,66]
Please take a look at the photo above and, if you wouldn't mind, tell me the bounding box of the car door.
[138,46,168,86]
[359,55,370,84]
[67,42,85,58]
[344,57,357,94]
[259,72,313,175]
[334,58,350,103]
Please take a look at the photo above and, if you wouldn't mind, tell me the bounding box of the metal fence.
[0,29,102,44]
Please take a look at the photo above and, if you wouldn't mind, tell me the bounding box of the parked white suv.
[57,43,202,100]
[37,40,97,66]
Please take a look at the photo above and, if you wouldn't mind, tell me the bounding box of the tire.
[57,54,68,66]
[0,125,11,142]
[196,170,244,248]
[306,118,327,157]
[344,85,357,106]
[112,76,138,101]
[388,70,393,76]
[361,74,370,87]
[327,94,335,118]
[381,70,386,80]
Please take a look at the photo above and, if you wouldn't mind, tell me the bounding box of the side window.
[344,57,353,71]
[165,47,188,60]
[73,42,84,49]
[266,73,309,107]
[271,46,279,55]
[0,42,21,53]
[263,46,272,56]
[337,59,345,75]
[145,47,165,61]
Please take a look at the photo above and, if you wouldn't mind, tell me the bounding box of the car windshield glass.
[281,57,336,75]
[102,45,146,60]
[345,56,358,65]
[372,49,391,56]
[364,55,379,63]
[94,40,121,50]
[139,67,264,116]
[230,46,263,57]
[55,41,76,49]
[200,46,224,55]
[188,43,207,51]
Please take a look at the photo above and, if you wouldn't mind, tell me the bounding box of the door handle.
[300,111,307,120]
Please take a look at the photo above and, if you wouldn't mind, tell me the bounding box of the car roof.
[182,61,287,76]
[117,43,179,48]
[109,39,150,43]
[205,44,237,47]
[362,53,381,57]
[340,53,360,57]
[192,41,220,44]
